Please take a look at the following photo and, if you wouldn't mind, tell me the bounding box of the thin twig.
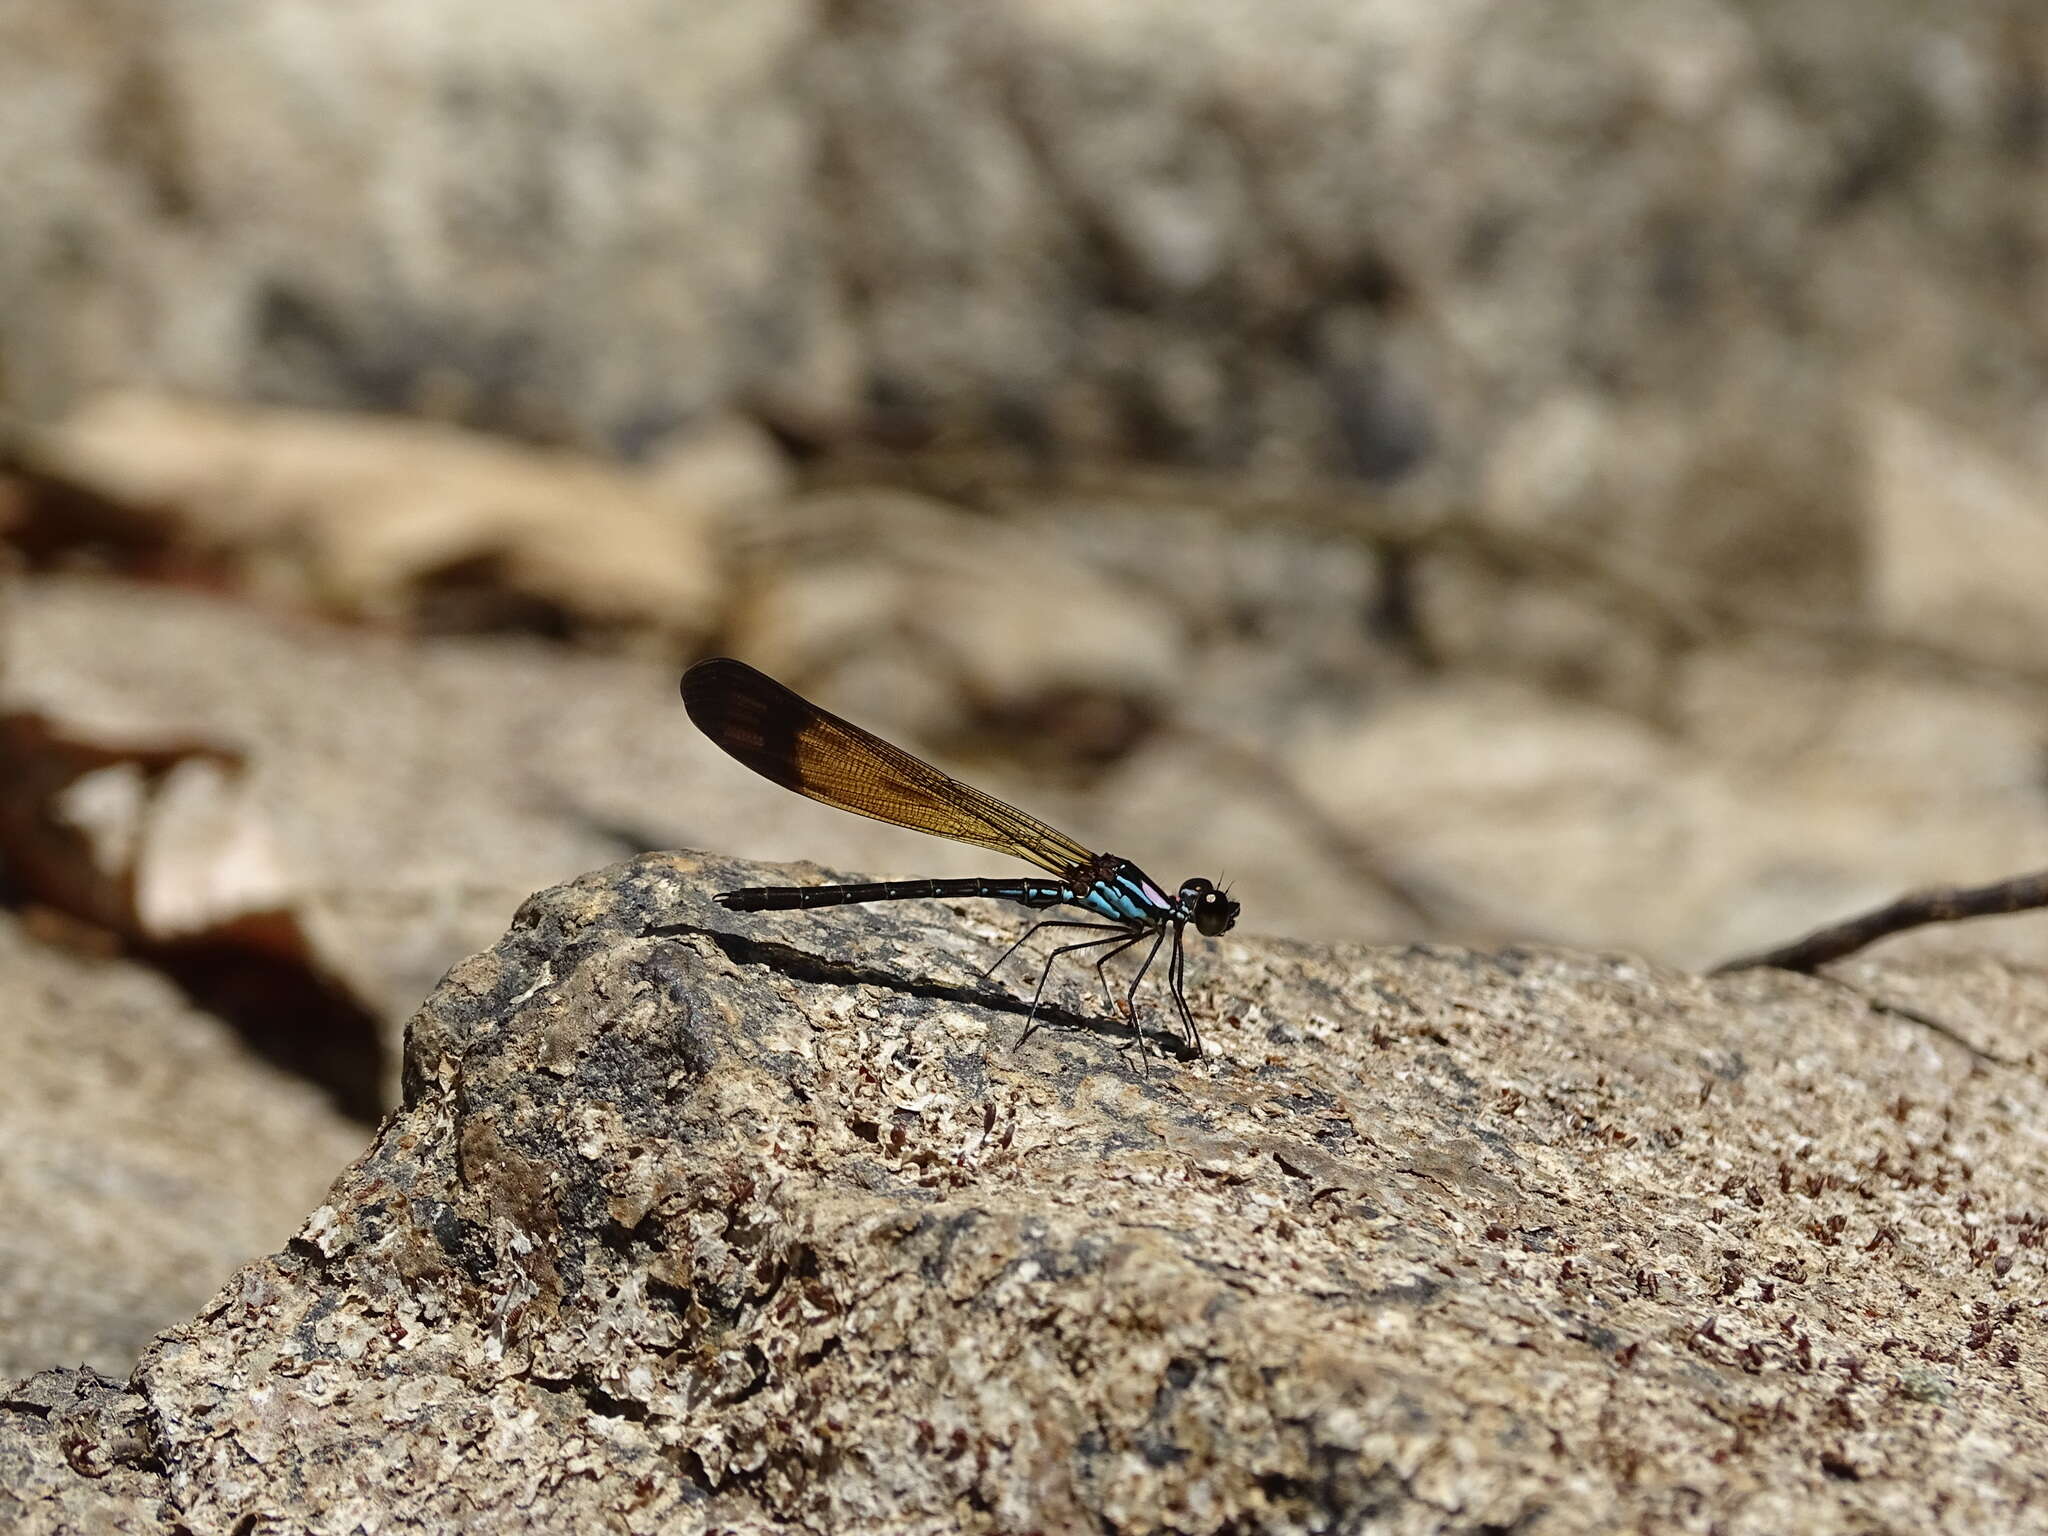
[1713,870,2048,975]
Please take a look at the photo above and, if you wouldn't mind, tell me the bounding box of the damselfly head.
[1179,877,1240,937]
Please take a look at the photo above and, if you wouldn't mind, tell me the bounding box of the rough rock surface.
[0,1367,164,1536]
[0,913,368,1383]
[7,852,2043,1533]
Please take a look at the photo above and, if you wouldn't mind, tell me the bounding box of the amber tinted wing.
[681,658,1096,877]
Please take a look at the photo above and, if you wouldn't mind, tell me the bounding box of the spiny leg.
[1018,929,1142,1048]
[1119,924,1172,1054]
[983,919,1123,983]
[1167,923,1203,1056]
[1081,931,1157,1061]
[1089,931,1150,1015]
[1171,925,1196,1056]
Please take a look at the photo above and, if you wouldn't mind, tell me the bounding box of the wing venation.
[682,658,1096,877]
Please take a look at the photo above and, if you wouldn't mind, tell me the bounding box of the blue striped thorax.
[1070,857,1239,936]
[1076,861,1175,924]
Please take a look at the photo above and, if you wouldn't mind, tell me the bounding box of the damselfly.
[682,658,1238,1054]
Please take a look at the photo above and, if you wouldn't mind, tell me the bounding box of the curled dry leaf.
[0,712,385,1116]
[0,713,288,941]
[34,392,743,640]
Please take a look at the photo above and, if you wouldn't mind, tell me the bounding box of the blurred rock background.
[2,0,2047,1378]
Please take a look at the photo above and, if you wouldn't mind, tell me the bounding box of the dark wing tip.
[681,657,768,736]
[681,655,748,702]
[681,657,811,789]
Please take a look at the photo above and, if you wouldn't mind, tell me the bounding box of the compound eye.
[1192,888,1239,937]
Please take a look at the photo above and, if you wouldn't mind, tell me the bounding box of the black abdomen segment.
[717,877,1073,913]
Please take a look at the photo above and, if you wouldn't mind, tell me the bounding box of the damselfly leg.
[1167,924,1202,1054]
[981,918,1120,984]
[1020,929,1143,1047]
[1090,932,1149,1017]
[1112,924,1178,1055]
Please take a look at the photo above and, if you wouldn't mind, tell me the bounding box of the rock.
[726,488,1186,758]
[0,3,822,442]
[1864,400,2048,673]
[0,1368,164,1536]
[1294,665,2048,970]
[0,912,366,1383]
[4,0,2045,632]
[9,852,2042,1532]
[641,415,796,526]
